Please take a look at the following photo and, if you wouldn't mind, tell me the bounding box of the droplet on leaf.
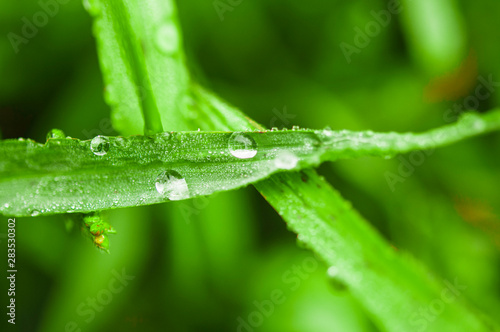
[90,136,110,156]
[274,151,299,170]
[228,133,258,159]
[155,170,190,200]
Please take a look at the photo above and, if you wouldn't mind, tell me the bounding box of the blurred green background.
[1,0,500,331]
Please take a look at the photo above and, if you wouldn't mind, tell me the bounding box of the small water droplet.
[155,23,179,55]
[155,170,190,201]
[274,151,299,170]
[46,128,66,140]
[90,136,110,156]
[270,127,279,132]
[31,210,41,217]
[3,203,10,209]
[292,125,300,131]
[323,128,334,140]
[327,266,348,292]
[327,266,339,278]
[114,137,132,149]
[228,133,258,159]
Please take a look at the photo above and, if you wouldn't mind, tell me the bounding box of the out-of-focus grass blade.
[400,0,467,76]
[2,110,500,217]
[85,0,190,134]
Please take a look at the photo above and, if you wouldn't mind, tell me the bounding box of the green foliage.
[1,0,500,331]
[2,111,499,217]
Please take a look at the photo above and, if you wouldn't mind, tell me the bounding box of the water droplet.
[155,170,190,201]
[228,133,258,159]
[46,128,66,140]
[292,125,300,131]
[114,137,132,149]
[3,203,10,209]
[327,266,348,292]
[274,151,299,170]
[31,210,41,217]
[90,136,110,156]
[270,127,279,132]
[155,23,179,55]
[327,266,339,278]
[153,132,171,148]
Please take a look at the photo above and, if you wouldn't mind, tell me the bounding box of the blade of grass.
[1,111,499,217]
[85,0,190,134]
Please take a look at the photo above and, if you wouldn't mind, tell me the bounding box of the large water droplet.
[90,136,110,156]
[274,151,299,170]
[46,128,66,140]
[155,170,190,201]
[228,133,258,159]
[155,23,179,55]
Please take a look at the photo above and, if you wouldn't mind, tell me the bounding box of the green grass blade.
[2,110,499,217]
[255,169,498,332]
[85,0,190,134]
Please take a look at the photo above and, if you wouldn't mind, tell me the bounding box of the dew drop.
[327,266,348,292]
[46,128,66,140]
[31,210,41,217]
[155,170,190,201]
[90,136,110,156]
[270,127,279,132]
[327,266,339,278]
[292,125,300,131]
[114,137,132,149]
[228,133,258,159]
[154,132,171,147]
[155,23,179,55]
[274,151,299,170]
